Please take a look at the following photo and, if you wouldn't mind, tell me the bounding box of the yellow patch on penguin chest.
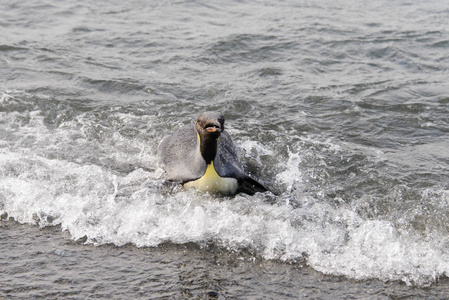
[184,161,238,195]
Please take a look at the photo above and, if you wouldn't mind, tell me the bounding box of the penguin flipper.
[214,132,272,195]
[214,131,247,179]
[237,177,269,195]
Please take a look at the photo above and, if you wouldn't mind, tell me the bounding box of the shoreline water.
[2,0,449,297]
[2,219,449,299]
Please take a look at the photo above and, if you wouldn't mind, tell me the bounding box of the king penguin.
[157,112,269,195]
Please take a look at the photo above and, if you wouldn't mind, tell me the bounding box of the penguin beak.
[205,123,222,133]
[205,126,221,133]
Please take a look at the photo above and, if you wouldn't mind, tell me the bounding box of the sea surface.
[1,0,449,298]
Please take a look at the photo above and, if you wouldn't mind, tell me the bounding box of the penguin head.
[195,111,225,137]
[195,112,225,164]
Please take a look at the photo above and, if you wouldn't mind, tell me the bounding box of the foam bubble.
[275,149,303,192]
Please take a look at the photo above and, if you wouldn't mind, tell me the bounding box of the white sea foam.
[275,149,303,192]
[1,108,449,286]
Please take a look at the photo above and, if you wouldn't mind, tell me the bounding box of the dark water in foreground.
[1,0,449,298]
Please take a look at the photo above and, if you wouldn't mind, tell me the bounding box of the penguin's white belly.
[184,162,238,195]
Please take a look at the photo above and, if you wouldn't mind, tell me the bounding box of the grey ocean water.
[1,0,449,298]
